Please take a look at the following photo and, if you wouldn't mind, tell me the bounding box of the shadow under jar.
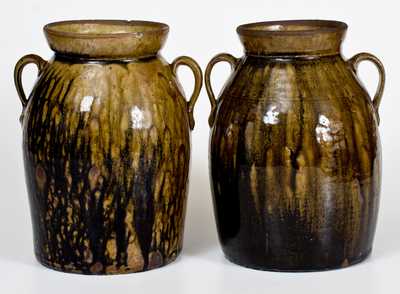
[206,20,385,272]
[14,20,202,274]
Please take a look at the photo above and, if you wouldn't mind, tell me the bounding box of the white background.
[0,0,399,293]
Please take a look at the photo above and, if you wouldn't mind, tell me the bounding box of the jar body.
[23,55,191,274]
[210,54,381,271]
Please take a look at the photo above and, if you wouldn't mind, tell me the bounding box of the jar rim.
[237,20,348,56]
[237,20,347,37]
[44,20,169,39]
[43,20,169,59]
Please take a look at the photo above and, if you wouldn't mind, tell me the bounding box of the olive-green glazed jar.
[14,20,202,274]
[206,20,385,271]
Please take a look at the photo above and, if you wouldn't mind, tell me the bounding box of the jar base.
[35,251,181,275]
[223,249,372,272]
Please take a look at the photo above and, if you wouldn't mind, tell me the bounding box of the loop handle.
[205,53,239,127]
[171,56,203,130]
[348,52,385,125]
[14,54,47,108]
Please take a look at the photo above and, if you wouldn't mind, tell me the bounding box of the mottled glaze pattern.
[15,20,202,274]
[206,20,385,271]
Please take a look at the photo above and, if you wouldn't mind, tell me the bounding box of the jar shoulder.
[24,55,189,131]
[221,55,370,102]
[215,55,378,128]
[31,55,179,103]
[22,55,190,145]
[211,55,381,165]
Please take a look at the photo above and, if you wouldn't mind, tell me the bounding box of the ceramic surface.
[14,20,202,274]
[206,20,385,271]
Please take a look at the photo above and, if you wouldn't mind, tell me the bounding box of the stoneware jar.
[14,20,202,274]
[206,20,385,271]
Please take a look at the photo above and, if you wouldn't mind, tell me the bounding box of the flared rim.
[43,19,169,59]
[44,19,169,39]
[237,20,347,37]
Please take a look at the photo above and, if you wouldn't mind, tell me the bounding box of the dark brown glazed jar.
[206,20,385,271]
[14,20,202,274]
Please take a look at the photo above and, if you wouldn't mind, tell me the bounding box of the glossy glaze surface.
[14,20,202,274]
[206,20,385,271]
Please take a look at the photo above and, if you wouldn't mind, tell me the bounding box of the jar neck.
[243,52,343,60]
[237,20,347,58]
[53,52,159,63]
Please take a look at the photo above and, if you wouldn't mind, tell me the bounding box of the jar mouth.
[237,20,348,56]
[44,20,169,39]
[237,20,347,36]
[44,20,169,59]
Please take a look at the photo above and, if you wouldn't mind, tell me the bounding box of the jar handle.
[205,53,239,127]
[348,52,385,125]
[14,54,47,107]
[14,54,47,123]
[171,56,203,130]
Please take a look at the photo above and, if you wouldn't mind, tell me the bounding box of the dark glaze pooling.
[207,20,384,271]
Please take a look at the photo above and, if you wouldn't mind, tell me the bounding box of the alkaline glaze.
[206,20,385,271]
[14,20,202,274]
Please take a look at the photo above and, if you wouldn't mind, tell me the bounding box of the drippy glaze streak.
[206,20,385,271]
[15,20,202,274]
